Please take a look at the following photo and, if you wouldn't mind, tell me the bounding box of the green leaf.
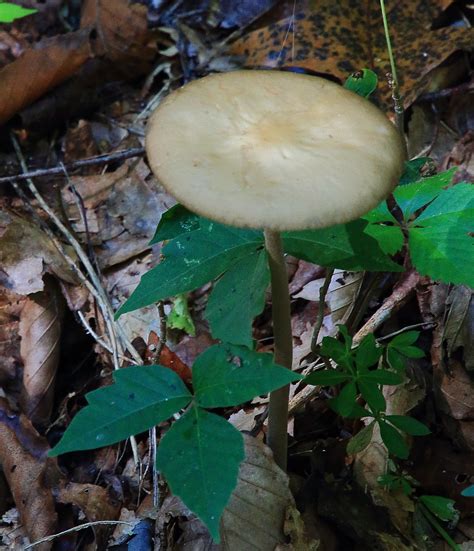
[304,370,351,386]
[409,184,474,287]
[156,406,244,541]
[283,219,402,272]
[347,421,375,454]
[49,365,192,456]
[345,402,374,419]
[398,346,424,358]
[167,294,196,336]
[330,382,357,417]
[399,158,434,186]
[389,331,420,348]
[363,201,404,256]
[394,168,457,221]
[358,370,403,385]
[355,334,382,371]
[193,344,302,408]
[117,221,263,316]
[320,329,354,371]
[344,68,378,98]
[385,415,430,436]
[379,420,409,459]
[205,249,269,348]
[386,348,406,372]
[150,204,200,244]
[461,485,474,497]
[358,380,386,413]
[0,2,36,23]
[419,495,458,522]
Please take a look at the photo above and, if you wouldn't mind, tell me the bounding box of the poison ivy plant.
[117,205,400,345]
[364,167,474,287]
[49,344,302,540]
[304,328,430,458]
[0,1,36,23]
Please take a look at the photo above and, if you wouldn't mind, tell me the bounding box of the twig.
[10,135,143,467]
[353,271,420,345]
[0,147,145,185]
[311,268,334,352]
[376,321,436,342]
[24,520,134,549]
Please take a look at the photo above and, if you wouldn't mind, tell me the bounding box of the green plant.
[48,41,473,546]
[0,1,36,23]
[305,327,430,458]
[378,464,460,550]
[50,343,301,540]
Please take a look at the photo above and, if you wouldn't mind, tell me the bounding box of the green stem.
[419,503,460,551]
[379,0,404,136]
[264,229,293,471]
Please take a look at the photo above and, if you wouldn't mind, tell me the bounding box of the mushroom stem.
[264,229,293,471]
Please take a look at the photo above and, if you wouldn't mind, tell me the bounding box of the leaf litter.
[0,0,473,548]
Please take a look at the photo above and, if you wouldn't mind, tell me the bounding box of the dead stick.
[0,147,145,184]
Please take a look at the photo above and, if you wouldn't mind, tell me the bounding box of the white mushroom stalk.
[146,70,405,470]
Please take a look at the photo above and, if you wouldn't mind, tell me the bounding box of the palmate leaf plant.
[305,327,431,459]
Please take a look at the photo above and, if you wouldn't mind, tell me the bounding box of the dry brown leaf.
[155,436,318,549]
[62,161,171,268]
[0,398,61,551]
[0,29,93,125]
[57,482,122,549]
[229,0,473,107]
[81,0,156,76]
[219,435,318,550]
[19,278,64,426]
[0,209,77,295]
[0,289,24,385]
[0,0,156,125]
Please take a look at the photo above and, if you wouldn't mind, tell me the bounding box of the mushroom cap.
[146,70,405,231]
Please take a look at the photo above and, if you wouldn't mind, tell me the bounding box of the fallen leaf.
[0,28,93,125]
[229,0,474,107]
[155,435,317,549]
[0,209,77,295]
[81,0,156,76]
[57,482,122,548]
[0,289,24,385]
[0,398,61,551]
[19,278,64,426]
[0,0,157,125]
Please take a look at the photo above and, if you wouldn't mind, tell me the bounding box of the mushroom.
[146,70,405,470]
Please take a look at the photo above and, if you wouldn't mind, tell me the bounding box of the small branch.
[24,520,134,549]
[353,271,420,345]
[311,268,334,352]
[0,147,145,185]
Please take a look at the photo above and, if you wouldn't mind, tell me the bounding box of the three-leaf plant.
[50,344,301,540]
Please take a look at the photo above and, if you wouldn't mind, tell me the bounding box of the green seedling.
[0,2,36,23]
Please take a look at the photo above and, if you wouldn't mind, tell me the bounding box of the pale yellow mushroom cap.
[146,70,405,231]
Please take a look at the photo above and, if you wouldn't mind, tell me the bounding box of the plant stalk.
[379,0,404,136]
[264,229,293,471]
